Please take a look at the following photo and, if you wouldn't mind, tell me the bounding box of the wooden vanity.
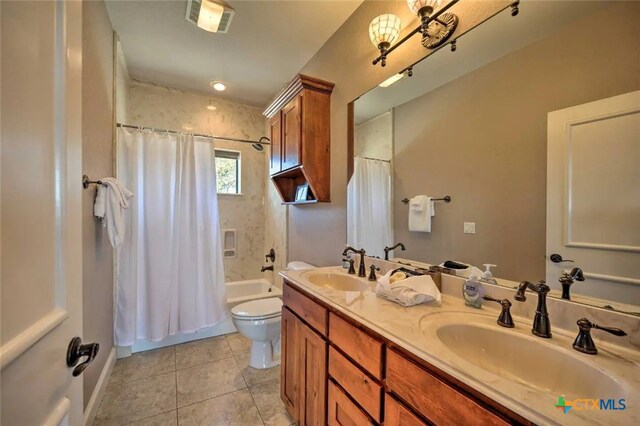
[281,280,532,426]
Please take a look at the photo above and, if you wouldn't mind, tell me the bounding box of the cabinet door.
[282,95,302,170]
[269,111,282,175]
[281,308,300,421]
[299,319,328,426]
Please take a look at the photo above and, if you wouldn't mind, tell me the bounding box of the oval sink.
[305,272,369,292]
[435,323,625,397]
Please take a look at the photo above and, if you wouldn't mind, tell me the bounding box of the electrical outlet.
[464,222,476,234]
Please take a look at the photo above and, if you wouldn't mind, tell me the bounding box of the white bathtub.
[128,278,282,354]
[226,278,283,308]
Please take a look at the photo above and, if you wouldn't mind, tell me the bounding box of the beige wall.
[392,2,640,282]
[126,81,273,282]
[291,0,510,266]
[82,0,114,409]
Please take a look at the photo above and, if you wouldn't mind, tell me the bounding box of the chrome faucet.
[558,267,585,300]
[383,242,406,261]
[514,280,552,338]
[342,246,366,277]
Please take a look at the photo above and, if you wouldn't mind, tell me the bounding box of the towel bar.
[401,196,451,204]
[82,175,104,189]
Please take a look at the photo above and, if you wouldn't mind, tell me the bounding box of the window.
[215,149,241,194]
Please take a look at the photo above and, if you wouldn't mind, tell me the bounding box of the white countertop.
[281,266,640,426]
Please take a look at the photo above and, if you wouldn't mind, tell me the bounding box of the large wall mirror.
[348,1,640,313]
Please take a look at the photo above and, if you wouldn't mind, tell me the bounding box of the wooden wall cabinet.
[264,75,334,204]
[281,280,531,426]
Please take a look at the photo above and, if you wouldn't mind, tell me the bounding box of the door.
[282,94,302,171]
[547,91,640,306]
[1,1,84,425]
[299,319,327,426]
[281,308,300,421]
[269,111,283,175]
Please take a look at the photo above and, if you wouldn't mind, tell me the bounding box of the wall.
[291,0,510,266]
[82,0,114,409]
[392,2,640,282]
[126,81,270,282]
[355,111,393,161]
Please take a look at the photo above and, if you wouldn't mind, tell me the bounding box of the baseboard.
[83,347,116,426]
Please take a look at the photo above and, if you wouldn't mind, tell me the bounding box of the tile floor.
[94,333,294,426]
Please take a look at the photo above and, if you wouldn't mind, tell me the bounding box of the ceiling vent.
[186,0,235,34]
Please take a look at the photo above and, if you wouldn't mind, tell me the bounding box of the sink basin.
[435,323,625,397]
[305,272,369,292]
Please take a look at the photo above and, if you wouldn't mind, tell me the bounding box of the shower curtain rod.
[117,123,270,145]
[355,155,391,163]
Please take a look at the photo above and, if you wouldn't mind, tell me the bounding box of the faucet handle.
[483,296,515,328]
[347,259,356,275]
[368,265,380,282]
[573,318,627,355]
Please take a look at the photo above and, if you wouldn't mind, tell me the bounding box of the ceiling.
[106,0,364,107]
[355,1,609,124]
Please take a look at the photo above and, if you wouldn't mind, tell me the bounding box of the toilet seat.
[231,297,283,321]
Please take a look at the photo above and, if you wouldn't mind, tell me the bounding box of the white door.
[547,91,640,307]
[1,1,84,425]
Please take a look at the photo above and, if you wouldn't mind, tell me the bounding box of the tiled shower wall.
[123,80,286,282]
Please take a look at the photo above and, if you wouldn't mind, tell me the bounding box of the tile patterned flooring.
[94,333,294,426]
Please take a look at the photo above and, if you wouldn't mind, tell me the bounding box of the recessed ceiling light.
[210,81,226,91]
[378,73,404,88]
[207,100,217,111]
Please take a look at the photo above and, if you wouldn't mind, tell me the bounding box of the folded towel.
[376,270,441,307]
[408,195,433,232]
[94,177,133,248]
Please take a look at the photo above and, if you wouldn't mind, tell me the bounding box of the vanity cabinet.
[264,74,334,204]
[282,280,531,426]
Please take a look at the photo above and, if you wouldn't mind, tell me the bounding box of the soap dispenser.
[481,264,498,285]
[463,273,484,309]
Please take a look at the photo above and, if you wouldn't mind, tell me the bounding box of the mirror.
[348,1,640,313]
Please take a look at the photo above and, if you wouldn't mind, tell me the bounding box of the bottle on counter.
[463,273,484,308]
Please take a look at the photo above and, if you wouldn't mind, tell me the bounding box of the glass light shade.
[369,14,402,49]
[407,0,441,15]
[197,0,225,33]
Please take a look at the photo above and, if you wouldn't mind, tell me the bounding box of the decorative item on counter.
[376,268,441,307]
[462,272,484,309]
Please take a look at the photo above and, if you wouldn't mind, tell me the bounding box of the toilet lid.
[231,297,283,320]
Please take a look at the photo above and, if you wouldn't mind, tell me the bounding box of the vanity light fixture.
[210,80,226,91]
[372,1,520,68]
[369,14,402,67]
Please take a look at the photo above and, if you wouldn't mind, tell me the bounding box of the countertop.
[281,266,640,426]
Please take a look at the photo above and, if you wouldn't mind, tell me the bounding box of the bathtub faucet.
[261,265,274,272]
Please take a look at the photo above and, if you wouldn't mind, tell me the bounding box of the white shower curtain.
[347,157,393,258]
[115,128,227,346]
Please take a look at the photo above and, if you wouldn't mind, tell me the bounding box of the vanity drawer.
[329,346,382,422]
[329,312,383,380]
[386,349,508,426]
[385,394,427,426]
[283,282,328,336]
[328,380,375,426]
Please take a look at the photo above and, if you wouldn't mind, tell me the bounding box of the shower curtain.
[347,157,393,259]
[115,128,227,346]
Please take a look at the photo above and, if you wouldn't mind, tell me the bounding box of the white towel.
[94,177,133,248]
[375,270,441,307]
[408,195,433,232]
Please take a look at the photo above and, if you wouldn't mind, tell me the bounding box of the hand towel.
[375,270,441,307]
[94,177,134,248]
[408,195,433,232]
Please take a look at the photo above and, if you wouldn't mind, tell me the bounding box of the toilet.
[231,261,315,369]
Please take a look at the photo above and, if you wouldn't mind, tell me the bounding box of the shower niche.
[264,74,334,205]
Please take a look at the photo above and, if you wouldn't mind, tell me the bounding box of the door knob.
[66,337,99,377]
[549,253,574,264]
